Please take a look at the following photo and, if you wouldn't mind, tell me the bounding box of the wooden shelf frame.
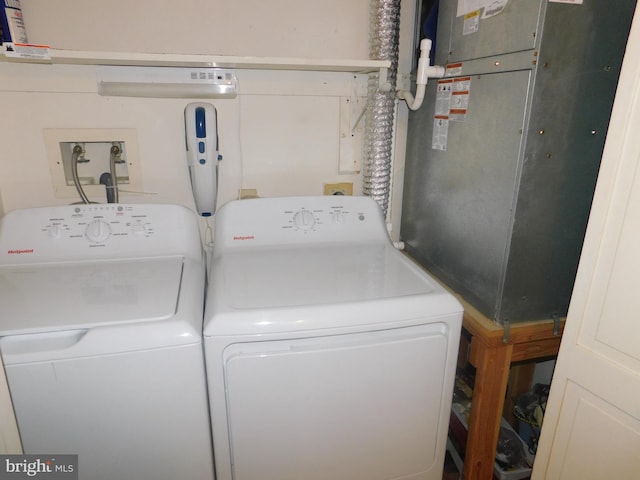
[457,297,565,480]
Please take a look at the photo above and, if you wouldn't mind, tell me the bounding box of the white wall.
[0,0,417,239]
[22,0,371,59]
[0,64,367,207]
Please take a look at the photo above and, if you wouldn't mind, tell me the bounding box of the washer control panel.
[39,205,155,244]
[0,204,201,263]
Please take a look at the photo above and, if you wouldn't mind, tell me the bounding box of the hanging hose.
[364,0,401,217]
[109,144,120,203]
[71,145,91,204]
[99,172,116,203]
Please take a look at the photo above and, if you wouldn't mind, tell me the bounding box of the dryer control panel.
[214,196,391,251]
[0,204,202,264]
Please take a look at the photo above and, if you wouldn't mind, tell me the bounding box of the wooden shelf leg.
[504,363,536,424]
[463,339,513,480]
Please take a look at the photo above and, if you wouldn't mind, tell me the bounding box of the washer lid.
[218,244,435,309]
[0,257,184,335]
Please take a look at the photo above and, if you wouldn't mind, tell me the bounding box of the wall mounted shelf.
[1,49,392,90]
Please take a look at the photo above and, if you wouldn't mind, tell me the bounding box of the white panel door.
[532,8,640,479]
[223,323,454,480]
[0,355,21,454]
[3,344,214,480]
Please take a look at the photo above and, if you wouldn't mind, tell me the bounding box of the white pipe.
[398,38,445,111]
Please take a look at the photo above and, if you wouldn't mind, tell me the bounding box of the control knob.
[292,210,316,231]
[331,211,346,224]
[85,220,111,243]
[131,222,147,235]
[47,225,63,239]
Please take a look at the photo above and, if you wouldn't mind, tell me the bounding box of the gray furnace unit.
[401,0,636,325]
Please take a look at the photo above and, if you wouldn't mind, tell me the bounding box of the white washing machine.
[204,196,463,480]
[0,204,214,480]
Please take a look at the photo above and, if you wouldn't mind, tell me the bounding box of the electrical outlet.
[239,188,259,199]
[323,182,353,196]
[44,129,142,201]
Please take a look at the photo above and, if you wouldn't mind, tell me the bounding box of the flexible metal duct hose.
[364,0,400,217]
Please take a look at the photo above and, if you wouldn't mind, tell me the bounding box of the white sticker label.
[449,77,472,122]
[432,116,449,151]
[3,43,51,60]
[458,0,512,17]
[438,77,472,122]
[549,0,583,3]
[457,0,486,17]
[436,79,453,116]
[463,10,480,35]
[446,63,464,77]
[482,0,509,18]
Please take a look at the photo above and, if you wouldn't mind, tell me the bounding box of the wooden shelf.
[458,302,564,480]
[1,48,392,89]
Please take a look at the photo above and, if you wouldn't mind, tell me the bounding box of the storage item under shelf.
[449,402,534,480]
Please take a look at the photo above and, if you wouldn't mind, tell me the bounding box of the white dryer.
[0,204,214,480]
[204,196,463,480]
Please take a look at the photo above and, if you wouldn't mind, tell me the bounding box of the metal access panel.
[401,0,637,324]
[441,0,544,62]
[402,69,530,319]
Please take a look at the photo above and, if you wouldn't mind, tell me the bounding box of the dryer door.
[221,322,456,480]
